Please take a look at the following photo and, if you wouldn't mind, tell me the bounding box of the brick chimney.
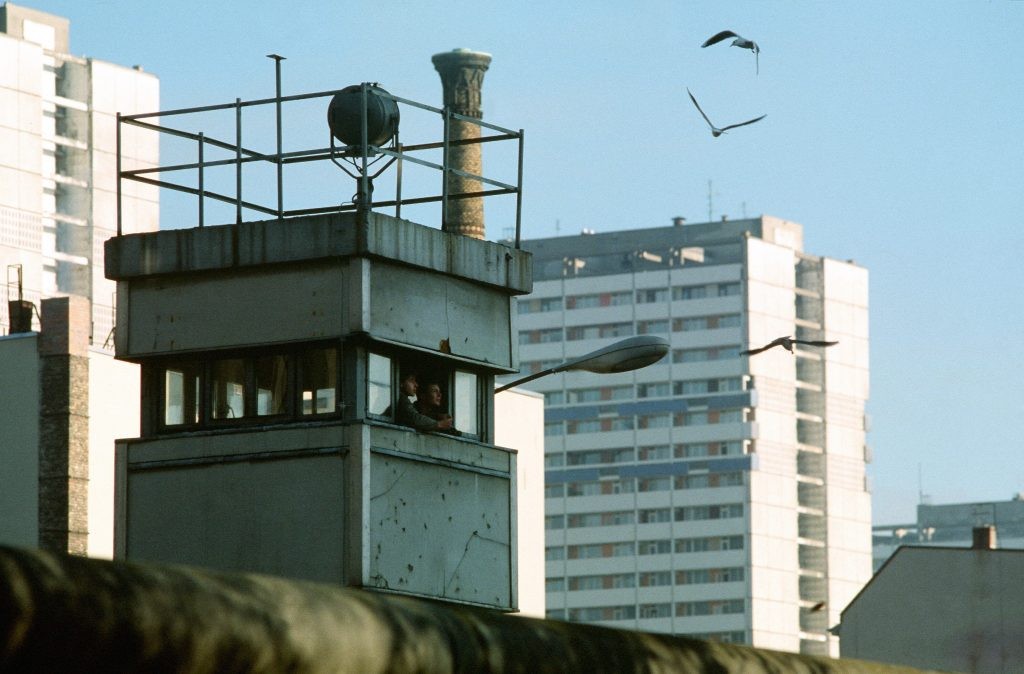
[971,525,997,550]
[431,48,491,240]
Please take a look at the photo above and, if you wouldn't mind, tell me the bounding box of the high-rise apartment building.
[0,2,158,342]
[508,215,870,655]
[0,3,156,558]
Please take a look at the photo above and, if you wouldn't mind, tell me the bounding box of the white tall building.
[0,2,158,342]
[0,3,156,558]
[508,215,871,655]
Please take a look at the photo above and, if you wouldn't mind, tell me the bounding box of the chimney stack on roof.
[432,48,491,240]
[971,525,997,550]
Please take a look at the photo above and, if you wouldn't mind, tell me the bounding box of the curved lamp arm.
[495,335,669,394]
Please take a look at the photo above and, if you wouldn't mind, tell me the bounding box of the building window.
[636,319,669,335]
[519,328,564,344]
[211,358,246,420]
[544,452,565,468]
[163,362,201,426]
[637,382,670,399]
[676,599,745,617]
[568,542,635,559]
[544,390,565,405]
[638,413,671,429]
[545,546,566,561]
[675,535,745,553]
[566,291,631,310]
[367,352,392,417]
[637,445,670,461]
[545,484,564,499]
[254,355,288,416]
[545,515,565,530]
[639,603,672,619]
[568,606,636,622]
[545,421,564,436]
[566,448,634,465]
[675,472,744,490]
[675,504,744,521]
[301,348,337,415]
[518,297,563,314]
[676,567,745,585]
[639,571,672,587]
[673,285,707,301]
[566,322,634,341]
[453,370,479,437]
[638,508,671,524]
[546,578,566,592]
[638,539,671,555]
[717,282,741,297]
[568,385,632,403]
[155,345,342,431]
[674,441,743,459]
[674,378,742,396]
[636,288,668,304]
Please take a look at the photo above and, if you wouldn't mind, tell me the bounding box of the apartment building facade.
[508,216,871,655]
[0,2,158,341]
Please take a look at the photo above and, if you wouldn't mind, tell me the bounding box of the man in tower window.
[416,381,462,436]
[391,372,453,432]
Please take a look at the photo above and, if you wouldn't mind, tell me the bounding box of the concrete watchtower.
[105,65,530,611]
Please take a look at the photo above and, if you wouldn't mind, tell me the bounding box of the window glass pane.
[211,359,245,420]
[164,363,200,426]
[302,348,338,415]
[367,353,392,416]
[454,370,479,436]
[255,355,289,416]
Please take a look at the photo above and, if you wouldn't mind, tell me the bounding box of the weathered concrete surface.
[0,546,939,674]
[104,212,532,294]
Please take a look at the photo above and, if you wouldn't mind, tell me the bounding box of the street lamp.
[495,335,670,393]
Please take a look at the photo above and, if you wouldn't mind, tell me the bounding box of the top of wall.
[105,212,533,295]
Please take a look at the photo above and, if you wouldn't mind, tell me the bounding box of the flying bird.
[701,30,760,74]
[741,336,839,356]
[687,89,766,138]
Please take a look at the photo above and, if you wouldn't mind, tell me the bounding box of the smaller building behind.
[873,496,1024,570]
[839,532,1024,674]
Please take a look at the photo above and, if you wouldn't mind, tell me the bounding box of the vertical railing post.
[268,54,285,220]
[360,82,370,217]
[395,137,403,220]
[115,112,122,235]
[197,132,205,227]
[441,107,450,231]
[515,129,524,249]
[235,97,242,225]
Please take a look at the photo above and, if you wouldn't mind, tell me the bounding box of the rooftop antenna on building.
[918,463,931,505]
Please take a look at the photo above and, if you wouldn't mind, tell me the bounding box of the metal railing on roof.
[116,69,524,247]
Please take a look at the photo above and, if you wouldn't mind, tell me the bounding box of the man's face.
[401,375,418,396]
[426,384,442,406]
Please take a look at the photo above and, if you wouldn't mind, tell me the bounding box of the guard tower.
[105,66,531,610]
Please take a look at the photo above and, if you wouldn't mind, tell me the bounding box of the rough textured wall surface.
[0,546,937,674]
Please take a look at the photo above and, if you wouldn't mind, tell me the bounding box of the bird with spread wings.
[701,30,760,74]
[687,89,766,138]
[741,336,839,356]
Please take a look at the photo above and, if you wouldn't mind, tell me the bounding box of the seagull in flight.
[687,89,766,138]
[701,30,760,74]
[741,336,839,356]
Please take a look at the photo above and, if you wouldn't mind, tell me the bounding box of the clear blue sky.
[30,0,1024,524]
